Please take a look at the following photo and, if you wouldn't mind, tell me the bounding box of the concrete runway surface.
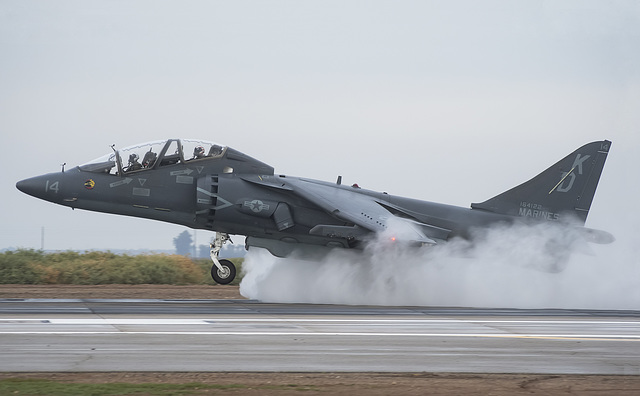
[1,299,639,374]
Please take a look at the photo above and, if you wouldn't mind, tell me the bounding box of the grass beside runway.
[0,378,251,395]
[0,378,324,395]
[1,373,640,395]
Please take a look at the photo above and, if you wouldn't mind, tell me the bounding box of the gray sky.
[2,0,639,251]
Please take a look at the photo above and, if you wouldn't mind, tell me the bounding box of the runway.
[1,298,639,374]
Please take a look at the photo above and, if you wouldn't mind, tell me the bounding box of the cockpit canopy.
[79,139,227,175]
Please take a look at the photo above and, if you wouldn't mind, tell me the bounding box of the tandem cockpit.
[79,139,228,175]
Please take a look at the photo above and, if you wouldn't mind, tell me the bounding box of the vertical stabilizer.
[471,140,611,224]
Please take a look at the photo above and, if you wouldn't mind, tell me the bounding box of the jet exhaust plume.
[239,221,640,310]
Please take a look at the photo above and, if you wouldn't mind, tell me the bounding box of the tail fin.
[471,140,611,225]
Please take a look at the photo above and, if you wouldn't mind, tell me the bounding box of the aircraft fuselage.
[17,138,613,265]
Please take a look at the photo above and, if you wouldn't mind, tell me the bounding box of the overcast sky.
[1,0,639,252]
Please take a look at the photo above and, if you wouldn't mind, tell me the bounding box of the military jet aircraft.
[16,139,613,284]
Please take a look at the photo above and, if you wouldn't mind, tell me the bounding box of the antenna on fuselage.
[60,163,66,173]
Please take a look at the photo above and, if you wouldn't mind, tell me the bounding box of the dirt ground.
[1,284,639,395]
[0,283,244,300]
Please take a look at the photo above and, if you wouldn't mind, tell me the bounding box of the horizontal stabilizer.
[579,227,615,244]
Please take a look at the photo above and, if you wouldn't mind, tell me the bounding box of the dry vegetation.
[0,249,243,286]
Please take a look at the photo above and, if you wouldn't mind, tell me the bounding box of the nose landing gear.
[209,232,236,284]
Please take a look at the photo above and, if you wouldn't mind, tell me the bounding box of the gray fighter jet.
[17,139,613,284]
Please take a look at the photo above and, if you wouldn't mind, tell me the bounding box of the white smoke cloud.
[239,220,640,310]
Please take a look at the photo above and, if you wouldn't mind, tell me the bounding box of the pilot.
[142,150,157,168]
[193,146,206,159]
[126,153,142,172]
[210,145,223,156]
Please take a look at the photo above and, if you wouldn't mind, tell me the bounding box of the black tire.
[211,259,236,285]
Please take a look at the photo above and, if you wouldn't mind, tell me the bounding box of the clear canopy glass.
[79,139,226,174]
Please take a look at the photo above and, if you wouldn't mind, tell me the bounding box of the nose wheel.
[209,232,236,285]
[210,258,236,284]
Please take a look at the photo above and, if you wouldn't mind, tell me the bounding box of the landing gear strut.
[210,232,236,284]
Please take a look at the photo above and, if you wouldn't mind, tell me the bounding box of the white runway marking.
[1,318,639,325]
[1,317,639,341]
[0,331,638,340]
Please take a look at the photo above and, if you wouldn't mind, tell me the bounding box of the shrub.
[0,250,243,285]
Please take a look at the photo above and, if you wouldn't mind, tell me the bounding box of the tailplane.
[471,140,611,225]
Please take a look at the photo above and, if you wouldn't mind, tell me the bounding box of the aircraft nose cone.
[16,175,53,200]
[16,177,39,197]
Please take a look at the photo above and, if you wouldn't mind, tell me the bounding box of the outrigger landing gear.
[209,232,236,285]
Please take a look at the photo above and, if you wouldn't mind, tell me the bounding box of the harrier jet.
[17,139,613,284]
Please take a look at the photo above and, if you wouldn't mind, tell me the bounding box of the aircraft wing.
[282,178,441,245]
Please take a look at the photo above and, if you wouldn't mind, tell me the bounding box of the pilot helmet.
[129,153,139,163]
[194,146,205,157]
